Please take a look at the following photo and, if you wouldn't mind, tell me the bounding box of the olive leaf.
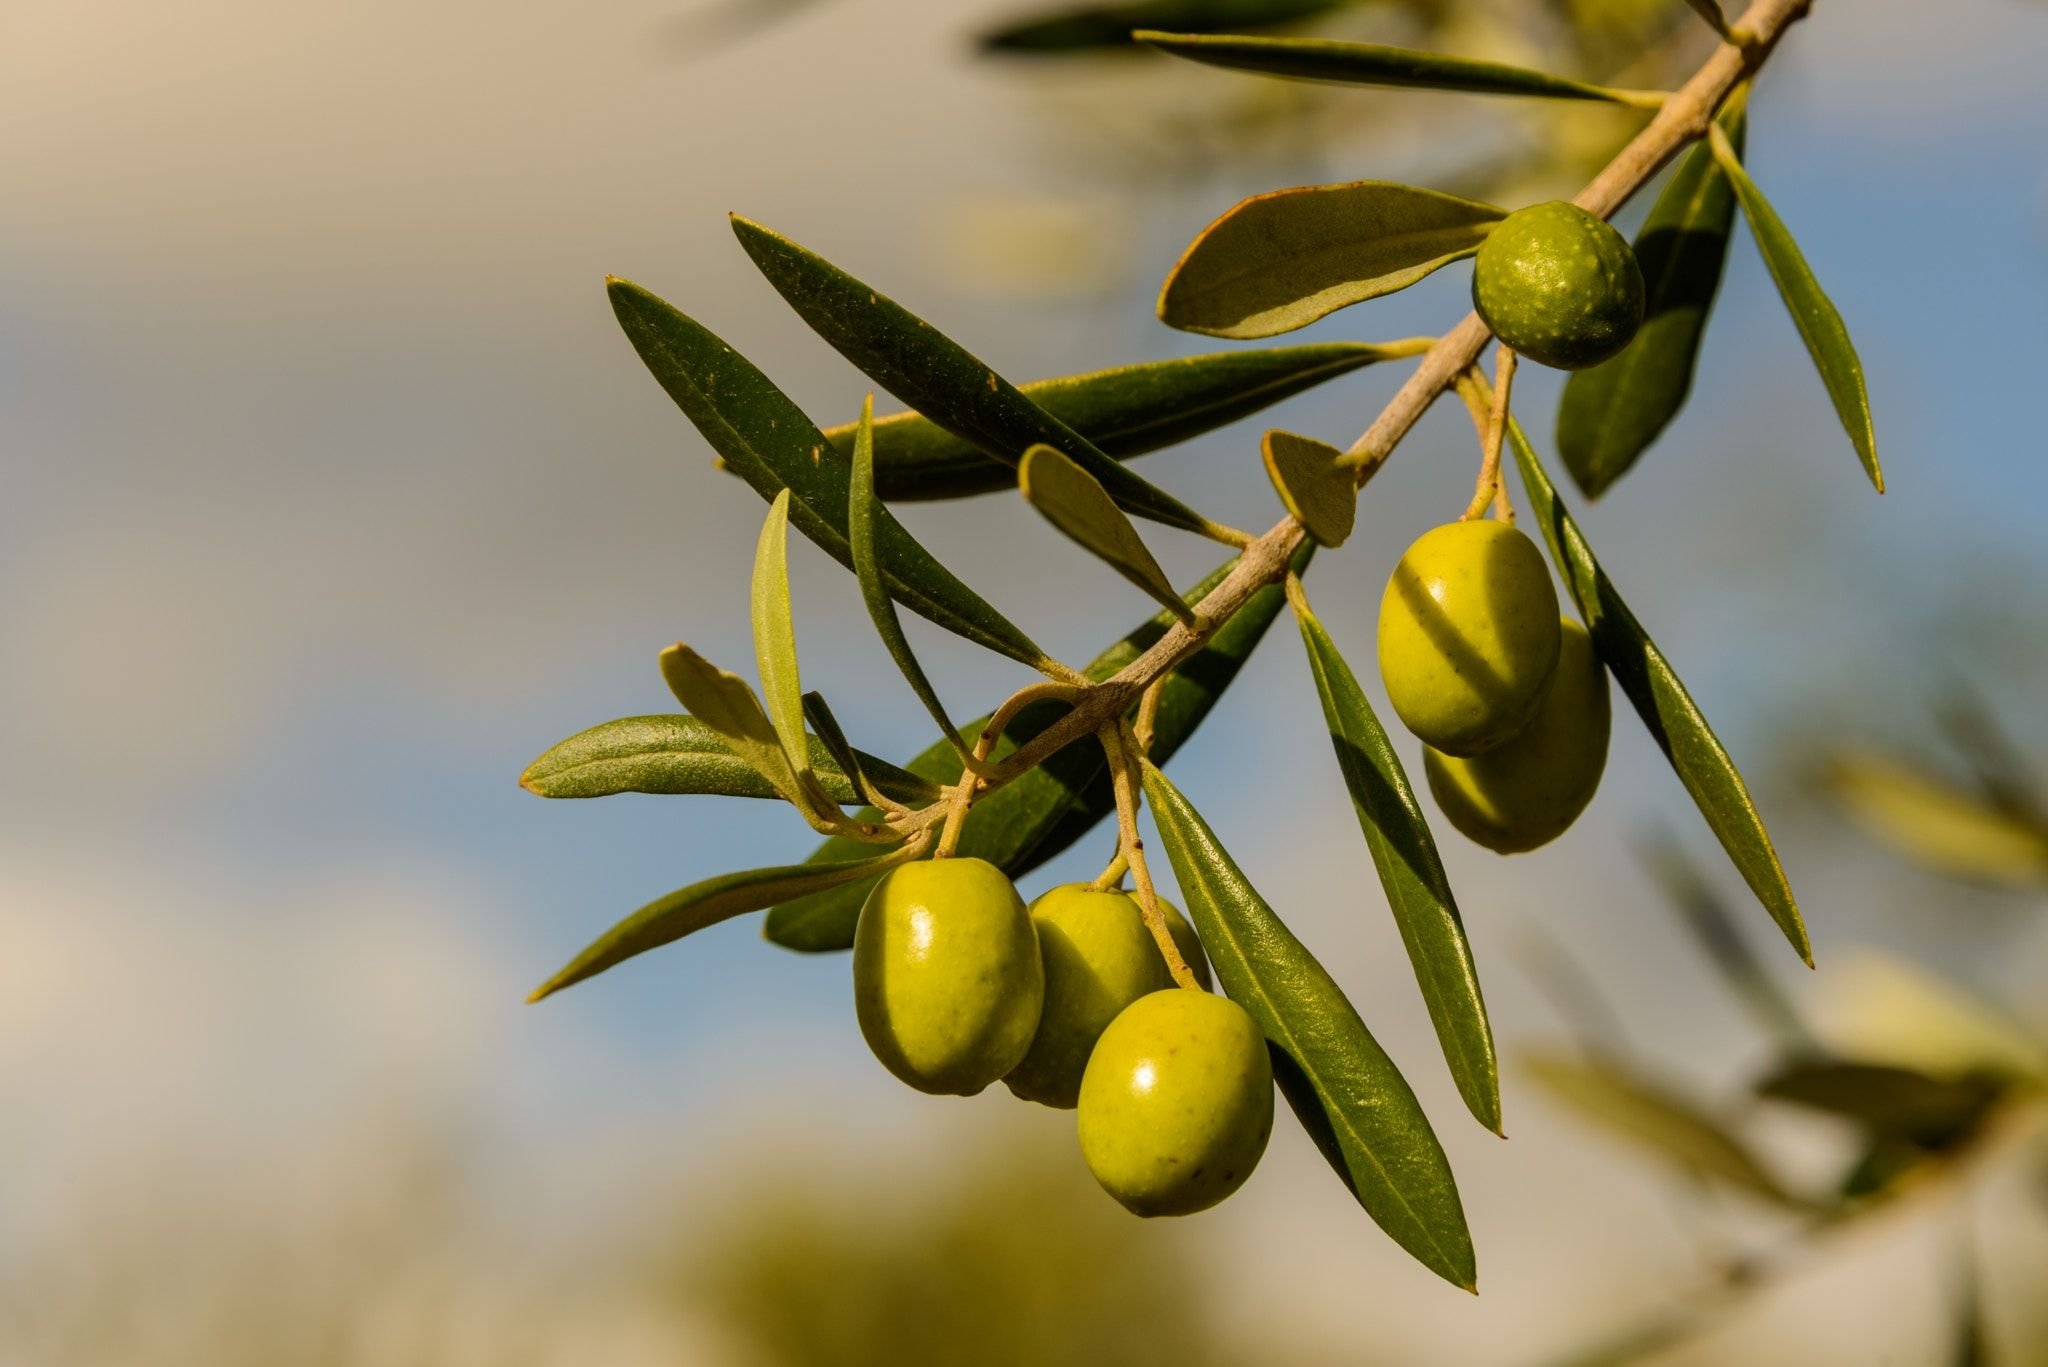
[1506,417,1811,965]
[850,395,971,754]
[1142,760,1476,1290]
[765,549,1307,950]
[1755,1061,2004,1147]
[1261,430,1354,547]
[1136,30,1664,106]
[1820,751,2048,889]
[1293,589,1498,1134]
[528,854,905,1002]
[800,692,893,809]
[1159,181,1504,339]
[519,714,938,805]
[607,279,1046,667]
[821,342,1419,502]
[1556,96,1747,499]
[1523,1051,1802,1208]
[1709,126,1883,494]
[658,645,803,807]
[980,0,1345,53]
[730,217,1229,539]
[750,490,810,780]
[1680,0,1733,39]
[1019,445,1193,624]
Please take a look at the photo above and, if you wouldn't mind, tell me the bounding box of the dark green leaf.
[528,854,901,1002]
[1557,101,1746,499]
[981,0,1345,53]
[1261,430,1354,547]
[607,278,1045,666]
[1294,591,1498,1134]
[1756,1060,2003,1146]
[1710,127,1882,493]
[1523,1051,1800,1207]
[1143,761,1475,1289]
[730,217,1226,537]
[1019,445,1191,621]
[1159,181,1503,339]
[823,342,1419,502]
[750,490,809,774]
[520,714,939,805]
[1137,30,1664,106]
[1507,418,1811,964]
[765,548,1307,950]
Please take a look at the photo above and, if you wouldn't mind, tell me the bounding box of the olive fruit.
[1077,989,1274,1217]
[852,857,1043,1096]
[1471,201,1645,370]
[1424,617,1610,853]
[1378,520,1561,757]
[1004,886,1213,1108]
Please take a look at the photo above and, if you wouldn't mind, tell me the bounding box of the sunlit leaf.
[1755,1060,2003,1146]
[1710,127,1882,493]
[981,0,1345,52]
[730,216,1226,537]
[1523,1051,1801,1207]
[750,490,809,778]
[1019,444,1191,621]
[1261,430,1354,547]
[821,342,1419,502]
[607,279,1045,666]
[1293,590,1497,1132]
[1159,181,1503,339]
[520,714,938,805]
[1143,761,1476,1289]
[1136,30,1664,106]
[1821,751,2048,889]
[1506,417,1810,964]
[1816,952,2047,1086]
[658,644,802,805]
[766,548,1307,950]
[1557,97,1746,499]
[529,854,902,1002]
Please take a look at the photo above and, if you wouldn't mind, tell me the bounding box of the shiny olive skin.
[1425,617,1610,853]
[852,857,1043,1096]
[1378,520,1561,757]
[1471,201,1645,370]
[1077,989,1274,1217]
[1005,885,1171,1108]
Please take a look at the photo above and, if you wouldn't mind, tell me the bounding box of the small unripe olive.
[1424,617,1610,853]
[1472,200,1645,370]
[1005,885,1172,1109]
[1378,520,1561,757]
[852,857,1042,1096]
[1077,989,1274,1217]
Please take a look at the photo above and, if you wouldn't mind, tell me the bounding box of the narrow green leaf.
[1820,751,2048,889]
[1679,0,1732,39]
[1137,30,1665,106]
[607,279,1044,666]
[1143,761,1476,1289]
[1523,1051,1800,1207]
[981,0,1346,53]
[801,692,895,809]
[1159,181,1503,339]
[529,855,900,1002]
[730,217,1224,537]
[1710,127,1882,493]
[657,644,802,805]
[765,548,1307,950]
[1557,101,1746,499]
[849,395,970,753]
[1294,593,1498,1134]
[1507,419,1811,964]
[520,714,939,805]
[1755,1060,2003,1146]
[749,490,809,776]
[821,342,1419,502]
[1019,445,1192,622]
[1261,430,1355,547]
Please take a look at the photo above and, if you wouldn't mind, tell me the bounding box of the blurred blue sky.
[5,0,2048,1359]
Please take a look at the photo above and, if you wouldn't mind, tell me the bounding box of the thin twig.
[1103,725,1199,989]
[1464,345,1518,522]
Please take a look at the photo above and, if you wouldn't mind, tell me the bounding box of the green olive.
[1005,885,1171,1109]
[1424,617,1610,853]
[1471,200,1645,370]
[1077,989,1274,1217]
[852,857,1043,1096]
[1378,520,1561,757]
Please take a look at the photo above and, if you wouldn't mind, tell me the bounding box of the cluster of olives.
[1379,519,1612,853]
[852,858,1274,1216]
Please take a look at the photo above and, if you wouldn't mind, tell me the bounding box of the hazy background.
[5,0,2048,1361]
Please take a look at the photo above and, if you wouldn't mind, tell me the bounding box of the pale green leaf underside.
[658,644,801,804]
[1261,429,1355,547]
[1142,761,1476,1289]
[750,490,809,776]
[1160,180,1502,339]
[1019,444,1188,619]
[519,714,939,805]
